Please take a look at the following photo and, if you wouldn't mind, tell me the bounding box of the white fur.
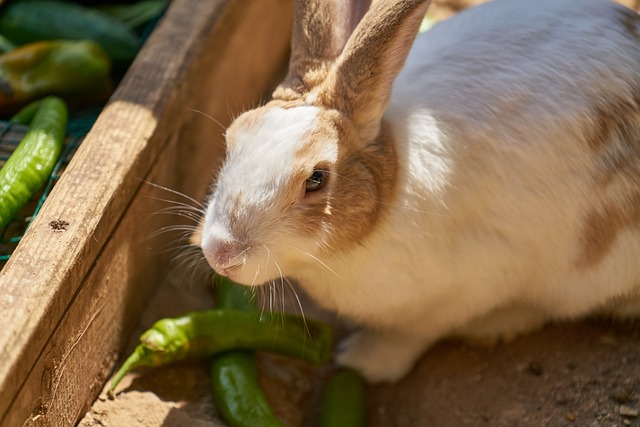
[203,0,640,382]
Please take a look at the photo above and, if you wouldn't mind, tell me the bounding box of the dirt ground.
[80,273,640,427]
[79,1,640,426]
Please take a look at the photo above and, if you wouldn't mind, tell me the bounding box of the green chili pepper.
[214,274,257,312]
[0,0,141,64]
[210,276,285,427]
[0,96,67,228]
[9,98,42,125]
[110,306,333,391]
[96,0,169,29]
[0,39,112,113]
[210,351,285,427]
[320,368,367,427]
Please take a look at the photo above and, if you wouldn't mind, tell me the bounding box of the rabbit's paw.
[336,329,429,383]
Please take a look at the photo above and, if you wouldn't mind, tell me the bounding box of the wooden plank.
[2,132,182,427]
[0,0,226,419]
[1,134,177,427]
[0,0,294,424]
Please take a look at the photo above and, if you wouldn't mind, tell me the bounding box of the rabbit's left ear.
[324,0,432,141]
[277,0,372,97]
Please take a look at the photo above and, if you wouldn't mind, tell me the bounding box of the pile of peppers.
[0,0,168,114]
[110,276,367,427]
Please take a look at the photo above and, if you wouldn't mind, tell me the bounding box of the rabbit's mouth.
[200,236,281,286]
[216,259,244,278]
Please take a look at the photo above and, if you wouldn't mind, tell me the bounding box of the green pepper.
[0,0,141,65]
[214,274,257,312]
[320,368,367,427]
[0,39,112,113]
[109,306,333,391]
[210,276,285,427]
[210,351,285,427]
[0,96,67,228]
[9,98,42,125]
[96,0,169,29]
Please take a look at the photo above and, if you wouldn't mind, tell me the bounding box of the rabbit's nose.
[200,230,248,277]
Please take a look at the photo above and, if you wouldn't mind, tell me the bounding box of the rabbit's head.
[200,0,432,284]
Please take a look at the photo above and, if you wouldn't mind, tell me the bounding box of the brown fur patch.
[577,91,640,267]
[268,98,309,109]
[578,191,640,268]
[287,111,398,251]
[614,4,640,43]
[588,89,640,146]
[224,107,268,150]
[293,108,339,162]
[590,111,640,186]
[323,118,398,247]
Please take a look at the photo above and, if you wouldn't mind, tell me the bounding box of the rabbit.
[198,0,640,383]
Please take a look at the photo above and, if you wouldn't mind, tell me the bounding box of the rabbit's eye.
[305,169,327,193]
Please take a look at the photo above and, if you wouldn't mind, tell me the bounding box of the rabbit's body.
[201,0,640,382]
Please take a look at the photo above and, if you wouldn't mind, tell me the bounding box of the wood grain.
[0,0,293,424]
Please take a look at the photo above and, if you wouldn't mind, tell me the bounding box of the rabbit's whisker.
[223,246,251,270]
[143,181,205,210]
[377,201,452,218]
[149,203,205,218]
[186,107,226,132]
[146,197,205,214]
[145,224,199,242]
[280,272,310,337]
[293,247,346,281]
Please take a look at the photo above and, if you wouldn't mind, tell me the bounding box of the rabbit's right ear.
[275,0,372,98]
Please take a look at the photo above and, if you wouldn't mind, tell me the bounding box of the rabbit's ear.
[277,0,371,96]
[326,0,432,141]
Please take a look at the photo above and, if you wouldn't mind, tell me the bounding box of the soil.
[79,1,640,426]
[79,274,640,427]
